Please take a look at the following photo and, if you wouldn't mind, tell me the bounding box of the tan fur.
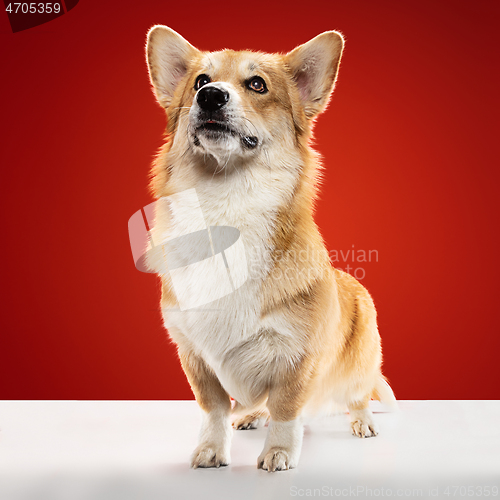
[145,26,396,471]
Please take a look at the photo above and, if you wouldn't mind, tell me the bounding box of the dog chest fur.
[159,162,305,407]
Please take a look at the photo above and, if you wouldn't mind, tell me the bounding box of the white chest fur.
[156,160,301,406]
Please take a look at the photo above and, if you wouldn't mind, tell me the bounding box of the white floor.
[0,401,498,500]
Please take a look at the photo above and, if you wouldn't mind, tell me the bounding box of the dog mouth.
[196,120,235,136]
[193,120,259,150]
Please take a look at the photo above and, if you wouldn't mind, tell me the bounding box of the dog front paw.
[351,419,379,438]
[258,447,295,472]
[191,444,230,469]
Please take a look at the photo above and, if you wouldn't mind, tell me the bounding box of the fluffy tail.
[372,376,398,411]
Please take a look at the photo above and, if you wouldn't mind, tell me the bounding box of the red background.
[1,0,499,400]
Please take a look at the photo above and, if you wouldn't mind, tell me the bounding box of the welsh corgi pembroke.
[145,26,396,472]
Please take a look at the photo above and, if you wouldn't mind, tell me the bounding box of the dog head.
[146,27,344,172]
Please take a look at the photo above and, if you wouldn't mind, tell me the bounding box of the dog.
[144,26,396,472]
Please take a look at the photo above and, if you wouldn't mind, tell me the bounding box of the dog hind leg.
[233,408,270,430]
[348,395,379,438]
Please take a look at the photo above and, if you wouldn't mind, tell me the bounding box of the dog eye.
[195,74,211,90]
[247,76,267,94]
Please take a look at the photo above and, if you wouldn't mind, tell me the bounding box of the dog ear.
[286,31,344,119]
[146,26,200,108]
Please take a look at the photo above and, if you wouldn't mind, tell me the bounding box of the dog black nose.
[197,86,229,111]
